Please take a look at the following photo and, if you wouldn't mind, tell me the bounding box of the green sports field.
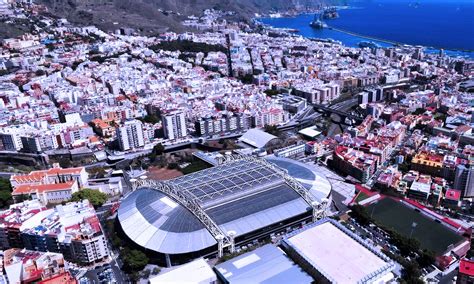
[367,198,464,254]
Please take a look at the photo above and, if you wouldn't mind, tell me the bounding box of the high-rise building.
[162,111,187,140]
[467,167,474,198]
[0,129,23,151]
[195,113,249,137]
[454,164,474,198]
[116,120,145,151]
[454,165,468,191]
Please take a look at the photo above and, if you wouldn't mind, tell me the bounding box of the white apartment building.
[116,119,145,151]
[162,111,187,140]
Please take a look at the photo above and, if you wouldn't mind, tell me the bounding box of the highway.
[278,97,358,131]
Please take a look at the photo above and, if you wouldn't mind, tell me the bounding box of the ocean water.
[260,0,474,58]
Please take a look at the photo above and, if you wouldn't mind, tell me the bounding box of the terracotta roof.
[460,259,474,276]
[445,189,461,201]
[12,167,84,183]
[12,181,76,195]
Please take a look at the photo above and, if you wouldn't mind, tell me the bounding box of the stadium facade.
[118,156,332,265]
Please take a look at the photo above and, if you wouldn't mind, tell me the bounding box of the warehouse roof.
[282,219,395,283]
[238,128,278,148]
[215,244,313,284]
[149,258,216,283]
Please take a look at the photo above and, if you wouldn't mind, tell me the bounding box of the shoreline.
[257,12,474,56]
[326,25,474,54]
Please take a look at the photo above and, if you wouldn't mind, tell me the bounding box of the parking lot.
[80,260,127,284]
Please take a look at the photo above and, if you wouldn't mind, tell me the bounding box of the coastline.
[258,3,474,58]
[326,25,474,54]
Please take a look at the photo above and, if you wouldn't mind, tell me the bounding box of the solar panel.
[206,185,302,225]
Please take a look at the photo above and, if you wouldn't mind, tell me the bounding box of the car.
[79,278,90,284]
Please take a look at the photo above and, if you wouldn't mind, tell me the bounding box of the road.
[278,97,358,131]
[364,131,412,188]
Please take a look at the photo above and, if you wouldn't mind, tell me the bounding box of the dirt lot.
[147,166,183,181]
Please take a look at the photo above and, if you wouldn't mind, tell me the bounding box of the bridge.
[277,98,362,131]
[312,104,364,124]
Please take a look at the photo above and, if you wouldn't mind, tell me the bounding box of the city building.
[9,165,88,205]
[10,165,89,188]
[332,146,379,183]
[116,119,145,151]
[149,258,216,284]
[281,218,396,283]
[11,180,79,205]
[407,181,431,201]
[20,200,109,265]
[215,244,312,283]
[238,128,278,149]
[411,152,444,177]
[0,128,23,151]
[162,111,187,140]
[195,112,249,137]
[457,258,474,284]
[454,164,474,198]
[0,200,45,250]
[2,248,75,284]
[0,200,108,265]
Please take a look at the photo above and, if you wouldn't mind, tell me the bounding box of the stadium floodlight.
[410,222,418,238]
[370,200,379,218]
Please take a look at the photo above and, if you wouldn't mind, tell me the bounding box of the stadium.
[118,156,332,265]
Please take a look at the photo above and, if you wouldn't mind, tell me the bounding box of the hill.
[38,0,338,35]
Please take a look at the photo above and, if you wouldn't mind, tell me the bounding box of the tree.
[141,269,151,279]
[71,188,108,208]
[0,178,12,208]
[401,261,423,283]
[0,178,12,192]
[150,143,165,163]
[417,249,436,268]
[87,167,107,178]
[167,162,178,170]
[152,267,161,275]
[348,205,371,226]
[35,69,46,76]
[412,108,425,115]
[390,231,420,257]
[264,124,280,136]
[0,190,12,208]
[122,249,149,272]
[141,114,160,124]
[153,143,165,155]
[58,157,72,168]
[264,89,281,97]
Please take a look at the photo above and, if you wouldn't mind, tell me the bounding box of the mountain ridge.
[38,0,338,34]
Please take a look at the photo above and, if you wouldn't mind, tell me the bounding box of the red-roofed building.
[332,146,379,183]
[444,189,462,207]
[11,180,79,205]
[38,272,77,284]
[0,200,46,250]
[458,258,474,284]
[3,248,67,284]
[10,164,88,189]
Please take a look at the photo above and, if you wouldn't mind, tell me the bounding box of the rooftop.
[215,244,312,284]
[149,258,216,283]
[282,219,395,283]
[118,157,331,255]
[238,128,278,148]
[460,258,474,276]
[12,181,76,195]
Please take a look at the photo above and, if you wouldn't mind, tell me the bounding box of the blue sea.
[260,0,474,58]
